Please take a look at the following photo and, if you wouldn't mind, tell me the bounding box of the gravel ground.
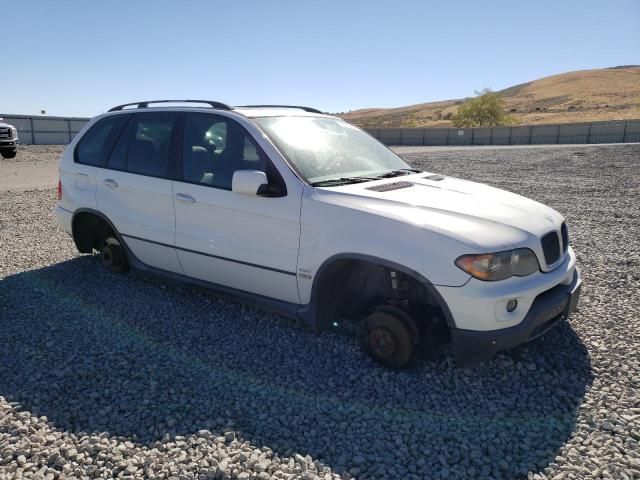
[0,145,62,192]
[1,144,639,479]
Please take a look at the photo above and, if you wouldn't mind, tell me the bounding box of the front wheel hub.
[359,309,414,368]
[369,328,396,358]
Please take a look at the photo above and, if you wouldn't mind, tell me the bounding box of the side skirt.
[120,239,305,323]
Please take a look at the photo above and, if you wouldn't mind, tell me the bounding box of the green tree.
[451,88,517,127]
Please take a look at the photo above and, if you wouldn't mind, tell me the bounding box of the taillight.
[56,180,62,200]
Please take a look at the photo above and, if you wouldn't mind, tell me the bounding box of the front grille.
[561,222,568,252]
[0,128,10,139]
[366,181,413,192]
[541,231,561,265]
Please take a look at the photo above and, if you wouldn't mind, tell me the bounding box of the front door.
[172,113,301,304]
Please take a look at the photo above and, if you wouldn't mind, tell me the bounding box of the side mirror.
[232,170,269,196]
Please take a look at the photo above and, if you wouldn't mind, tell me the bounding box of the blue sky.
[2,0,639,117]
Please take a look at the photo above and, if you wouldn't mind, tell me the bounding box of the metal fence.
[0,114,90,145]
[366,119,640,146]
[2,113,639,146]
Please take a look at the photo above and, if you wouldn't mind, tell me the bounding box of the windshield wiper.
[375,168,422,179]
[311,169,422,186]
[311,176,380,187]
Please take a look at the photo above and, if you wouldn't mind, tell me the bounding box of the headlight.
[455,248,539,281]
[11,127,17,137]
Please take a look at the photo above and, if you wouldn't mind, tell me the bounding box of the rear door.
[69,114,130,211]
[172,113,301,303]
[95,111,183,274]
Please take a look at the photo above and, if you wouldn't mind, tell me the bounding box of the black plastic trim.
[120,236,302,320]
[120,233,296,277]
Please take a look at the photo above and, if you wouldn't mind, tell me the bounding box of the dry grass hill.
[340,66,640,128]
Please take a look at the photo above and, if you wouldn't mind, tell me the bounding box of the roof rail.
[235,105,323,114]
[108,100,233,112]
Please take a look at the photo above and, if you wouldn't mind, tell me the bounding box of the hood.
[315,172,565,253]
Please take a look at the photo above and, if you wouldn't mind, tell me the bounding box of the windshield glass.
[253,116,411,184]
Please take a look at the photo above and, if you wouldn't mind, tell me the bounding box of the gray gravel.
[1,144,639,479]
[0,145,62,192]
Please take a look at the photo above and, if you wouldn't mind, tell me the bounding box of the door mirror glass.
[232,170,268,196]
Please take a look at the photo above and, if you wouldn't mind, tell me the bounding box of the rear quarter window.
[75,115,129,166]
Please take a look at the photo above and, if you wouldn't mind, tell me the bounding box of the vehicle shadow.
[0,257,593,479]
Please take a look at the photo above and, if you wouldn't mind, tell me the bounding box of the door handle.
[175,193,196,203]
[103,178,118,188]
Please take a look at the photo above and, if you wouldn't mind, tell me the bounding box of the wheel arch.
[297,253,456,331]
[71,208,123,253]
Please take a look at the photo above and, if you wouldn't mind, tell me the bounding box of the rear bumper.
[54,204,73,235]
[451,268,582,367]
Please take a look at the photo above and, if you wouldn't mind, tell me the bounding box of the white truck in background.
[0,118,19,158]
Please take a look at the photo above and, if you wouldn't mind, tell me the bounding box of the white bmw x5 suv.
[55,100,581,368]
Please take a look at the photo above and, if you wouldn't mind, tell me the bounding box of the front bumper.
[0,138,18,149]
[451,269,582,367]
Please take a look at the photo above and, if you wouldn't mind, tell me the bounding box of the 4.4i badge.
[297,268,312,280]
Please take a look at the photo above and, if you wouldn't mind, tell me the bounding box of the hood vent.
[366,181,414,192]
[423,174,445,181]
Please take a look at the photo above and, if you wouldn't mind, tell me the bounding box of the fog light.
[506,299,518,312]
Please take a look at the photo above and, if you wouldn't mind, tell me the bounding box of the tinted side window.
[75,115,128,166]
[181,114,267,189]
[127,112,178,178]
